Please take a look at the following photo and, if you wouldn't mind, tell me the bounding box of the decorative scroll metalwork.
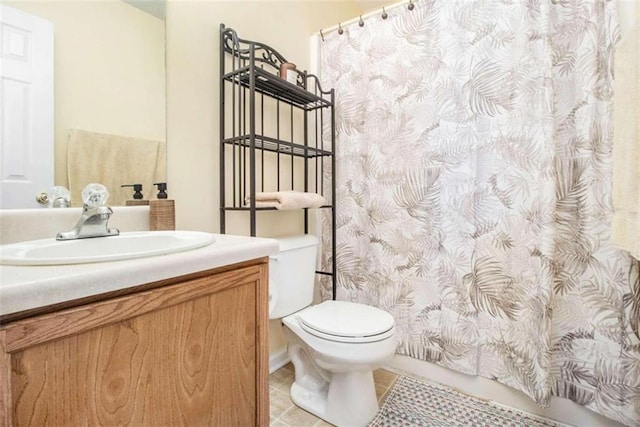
[221,24,329,97]
[221,25,287,73]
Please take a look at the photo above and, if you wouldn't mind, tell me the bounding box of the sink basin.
[0,231,216,266]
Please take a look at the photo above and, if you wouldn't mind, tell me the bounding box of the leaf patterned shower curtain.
[319,0,639,425]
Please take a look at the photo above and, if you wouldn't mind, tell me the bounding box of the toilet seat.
[296,301,395,343]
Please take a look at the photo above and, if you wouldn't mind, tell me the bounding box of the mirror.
[3,0,166,207]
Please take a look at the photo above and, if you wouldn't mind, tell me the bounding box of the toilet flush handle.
[269,255,280,261]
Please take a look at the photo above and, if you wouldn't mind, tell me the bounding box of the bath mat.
[369,376,570,427]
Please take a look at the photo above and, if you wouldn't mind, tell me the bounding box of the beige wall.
[5,0,166,190]
[617,0,639,38]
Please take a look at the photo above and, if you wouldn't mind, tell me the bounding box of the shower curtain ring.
[320,29,324,41]
[338,23,344,35]
[408,0,415,11]
[382,7,388,19]
[359,16,364,27]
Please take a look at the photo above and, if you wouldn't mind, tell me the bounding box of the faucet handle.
[49,186,71,208]
[82,183,110,208]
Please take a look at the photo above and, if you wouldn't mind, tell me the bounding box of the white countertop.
[0,233,278,317]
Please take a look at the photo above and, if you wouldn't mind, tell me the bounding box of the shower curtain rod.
[316,0,418,39]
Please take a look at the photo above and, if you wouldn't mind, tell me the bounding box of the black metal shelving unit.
[219,24,336,299]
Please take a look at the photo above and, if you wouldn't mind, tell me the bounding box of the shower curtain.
[318,1,639,425]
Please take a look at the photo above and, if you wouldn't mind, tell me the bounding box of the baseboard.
[269,348,290,374]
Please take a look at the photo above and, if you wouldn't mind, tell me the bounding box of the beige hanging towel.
[246,191,325,210]
[611,17,640,260]
[67,129,166,206]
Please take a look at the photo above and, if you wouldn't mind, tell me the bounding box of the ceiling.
[122,0,165,20]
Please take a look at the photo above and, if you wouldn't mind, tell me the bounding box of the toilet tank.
[268,234,318,319]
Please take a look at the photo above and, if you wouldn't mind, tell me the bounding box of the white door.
[0,6,53,209]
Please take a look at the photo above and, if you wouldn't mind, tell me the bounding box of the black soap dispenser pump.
[122,184,149,206]
[150,182,175,231]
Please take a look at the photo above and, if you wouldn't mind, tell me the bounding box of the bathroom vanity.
[0,233,278,426]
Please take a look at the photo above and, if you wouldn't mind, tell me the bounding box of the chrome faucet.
[56,184,120,240]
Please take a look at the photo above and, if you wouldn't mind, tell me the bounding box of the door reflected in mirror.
[1,0,165,208]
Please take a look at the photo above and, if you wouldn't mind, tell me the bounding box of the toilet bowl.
[268,235,397,427]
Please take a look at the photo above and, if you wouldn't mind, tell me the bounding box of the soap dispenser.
[121,184,149,206]
[150,182,175,231]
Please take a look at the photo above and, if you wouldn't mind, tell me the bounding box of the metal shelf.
[223,205,334,211]
[223,68,331,110]
[223,134,332,158]
[220,24,337,300]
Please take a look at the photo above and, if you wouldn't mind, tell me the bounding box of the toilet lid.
[297,301,395,343]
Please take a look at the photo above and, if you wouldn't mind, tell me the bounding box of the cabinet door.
[0,263,269,426]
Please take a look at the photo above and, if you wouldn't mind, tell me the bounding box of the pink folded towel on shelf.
[245,191,325,210]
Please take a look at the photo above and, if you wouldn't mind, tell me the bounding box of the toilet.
[269,235,397,427]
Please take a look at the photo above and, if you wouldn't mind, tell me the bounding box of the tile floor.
[269,363,398,427]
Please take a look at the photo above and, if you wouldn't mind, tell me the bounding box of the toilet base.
[290,368,379,427]
[287,341,380,427]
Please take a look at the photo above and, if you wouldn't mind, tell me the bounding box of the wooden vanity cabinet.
[0,258,269,426]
